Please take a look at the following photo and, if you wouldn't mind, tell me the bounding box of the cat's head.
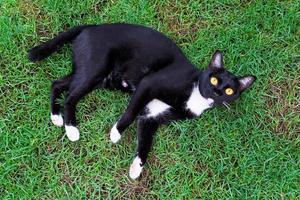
[199,50,256,106]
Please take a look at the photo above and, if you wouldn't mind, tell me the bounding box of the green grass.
[1,0,299,199]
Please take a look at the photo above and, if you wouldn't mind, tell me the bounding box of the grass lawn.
[1,0,299,199]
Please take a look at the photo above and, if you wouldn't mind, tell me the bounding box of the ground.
[0,0,299,199]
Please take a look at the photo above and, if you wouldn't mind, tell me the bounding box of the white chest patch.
[146,99,171,118]
[186,86,214,116]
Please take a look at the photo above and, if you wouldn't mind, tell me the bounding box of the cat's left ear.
[238,76,256,91]
[209,50,224,70]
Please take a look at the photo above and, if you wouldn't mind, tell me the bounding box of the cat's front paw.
[110,123,121,143]
[129,156,143,180]
[65,125,80,142]
[51,113,63,127]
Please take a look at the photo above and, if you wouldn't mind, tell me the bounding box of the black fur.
[29,25,94,61]
[29,23,256,176]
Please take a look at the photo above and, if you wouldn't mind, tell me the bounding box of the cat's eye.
[210,77,218,86]
[225,88,234,95]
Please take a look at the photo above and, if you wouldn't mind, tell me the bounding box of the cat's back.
[83,23,171,42]
[75,23,183,55]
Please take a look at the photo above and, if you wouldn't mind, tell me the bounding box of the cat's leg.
[110,79,153,143]
[129,117,159,179]
[62,44,112,141]
[129,109,188,179]
[50,75,72,127]
[63,75,102,141]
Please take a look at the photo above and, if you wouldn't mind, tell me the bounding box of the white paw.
[51,113,63,127]
[65,125,80,142]
[110,123,121,143]
[129,156,143,180]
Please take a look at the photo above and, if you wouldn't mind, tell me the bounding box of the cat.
[28,23,256,179]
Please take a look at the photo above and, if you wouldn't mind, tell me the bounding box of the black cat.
[29,23,256,179]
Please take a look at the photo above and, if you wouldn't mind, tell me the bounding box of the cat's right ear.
[238,76,256,91]
[209,50,224,71]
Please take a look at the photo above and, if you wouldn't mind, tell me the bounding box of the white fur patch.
[146,99,171,118]
[51,113,63,127]
[65,125,80,142]
[186,86,214,116]
[129,156,143,180]
[110,123,121,143]
[122,80,128,88]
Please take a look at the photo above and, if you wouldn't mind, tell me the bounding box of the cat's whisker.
[223,101,231,110]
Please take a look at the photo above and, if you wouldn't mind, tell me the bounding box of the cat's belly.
[100,72,138,93]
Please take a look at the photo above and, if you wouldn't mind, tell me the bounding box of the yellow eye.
[210,77,218,86]
[225,88,234,95]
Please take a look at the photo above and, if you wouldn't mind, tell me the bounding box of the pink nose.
[122,80,128,88]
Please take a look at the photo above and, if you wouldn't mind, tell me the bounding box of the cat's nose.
[214,92,220,96]
[213,89,222,96]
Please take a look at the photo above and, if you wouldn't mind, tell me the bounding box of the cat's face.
[199,50,256,106]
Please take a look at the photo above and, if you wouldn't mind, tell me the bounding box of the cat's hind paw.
[65,125,80,142]
[110,123,121,143]
[129,156,143,180]
[51,113,63,127]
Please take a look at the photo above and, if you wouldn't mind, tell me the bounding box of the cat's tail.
[28,25,93,62]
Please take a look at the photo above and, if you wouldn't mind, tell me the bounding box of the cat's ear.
[238,76,256,91]
[209,50,224,70]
